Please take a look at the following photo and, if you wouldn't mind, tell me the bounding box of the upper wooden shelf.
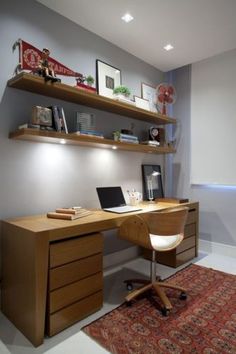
[9,129,176,154]
[8,73,176,125]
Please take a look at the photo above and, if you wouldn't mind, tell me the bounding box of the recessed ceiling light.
[121,13,134,23]
[164,44,174,51]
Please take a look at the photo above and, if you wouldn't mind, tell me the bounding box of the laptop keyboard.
[104,205,142,213]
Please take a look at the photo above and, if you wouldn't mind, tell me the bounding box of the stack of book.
[114,132,139,144]
[73,130,104,138]
[140,140,160,147]
[47,207,93,220]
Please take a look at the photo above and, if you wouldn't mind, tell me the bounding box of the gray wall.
[0,0,165,258]
[172,65,236,247]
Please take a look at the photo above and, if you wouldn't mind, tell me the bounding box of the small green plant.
[85,75,95,86]
[113,85,131,97]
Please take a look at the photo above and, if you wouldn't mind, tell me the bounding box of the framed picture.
[96,60,121,98]
[141,164,164,201]
[134,96,150,111]
[141,83,157,113]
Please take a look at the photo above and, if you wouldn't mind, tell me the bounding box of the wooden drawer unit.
[143,202,199,268]
[48,291,103,336]
[47,233,103,336]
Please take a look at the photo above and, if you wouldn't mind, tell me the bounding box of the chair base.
[124,279,187,312]
[124,274,162,289]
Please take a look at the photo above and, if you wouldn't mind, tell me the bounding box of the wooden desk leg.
[1,223,49,347]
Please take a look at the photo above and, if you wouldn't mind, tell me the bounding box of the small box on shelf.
[156,197,189,204]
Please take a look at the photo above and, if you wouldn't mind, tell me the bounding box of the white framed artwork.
[141,82,157,113]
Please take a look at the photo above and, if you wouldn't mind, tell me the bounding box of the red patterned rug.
[83,264,236,354]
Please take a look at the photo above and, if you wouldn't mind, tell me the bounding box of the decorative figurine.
[36,48,61,82]
[76,75,86,85]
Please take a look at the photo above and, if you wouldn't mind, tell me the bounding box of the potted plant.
[113,85,131,98]
[85,75,95,86]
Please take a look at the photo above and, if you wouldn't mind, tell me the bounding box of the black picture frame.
[96,59,121,98]
[141,164,164,201]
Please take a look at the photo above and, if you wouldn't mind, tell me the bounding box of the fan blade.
[158,94,165,103]
[166,97,174,104]
[167,86,175,95]
[158,85,167,94]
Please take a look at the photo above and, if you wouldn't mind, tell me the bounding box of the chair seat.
[150,233,181,251]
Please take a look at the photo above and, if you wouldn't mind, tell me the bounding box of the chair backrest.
[141,206,188,236]
[118,207,188,250]
[118,214,152,249]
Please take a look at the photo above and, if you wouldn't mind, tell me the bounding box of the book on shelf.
[119,133,138,140]
[57,106,68,134]
[49,105,62,132]
[114,132,139,143]
[118,138,139,144]
[73,130,104,138]
[140,140,160,146]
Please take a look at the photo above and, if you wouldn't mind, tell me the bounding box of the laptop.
[96,186,142,214]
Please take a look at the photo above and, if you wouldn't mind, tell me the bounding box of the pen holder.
[129,192,142,206]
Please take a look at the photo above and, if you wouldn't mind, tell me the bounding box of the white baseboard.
[103,246,140,269]
[199,239,236,258]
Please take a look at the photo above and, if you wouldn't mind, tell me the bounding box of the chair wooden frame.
[118,207,189,315]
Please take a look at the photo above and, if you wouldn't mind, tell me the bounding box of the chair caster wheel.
[161,307,170,316]
[179,292,187,300]
[126,283,133,291]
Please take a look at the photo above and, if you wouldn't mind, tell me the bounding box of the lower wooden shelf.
[9,129,176,154]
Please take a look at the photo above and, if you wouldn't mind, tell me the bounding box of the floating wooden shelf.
[8,73,176,125]
[9,129,176,154]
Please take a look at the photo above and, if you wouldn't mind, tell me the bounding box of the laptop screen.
[96,187,126,208]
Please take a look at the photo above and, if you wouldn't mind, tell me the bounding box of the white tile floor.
[0,252,235,354]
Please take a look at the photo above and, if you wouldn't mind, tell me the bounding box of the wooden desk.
[1,201,198,347]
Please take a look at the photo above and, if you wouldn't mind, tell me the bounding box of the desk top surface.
[3,201,197,242]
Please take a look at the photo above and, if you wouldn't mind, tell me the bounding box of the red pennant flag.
[15,39,82,78]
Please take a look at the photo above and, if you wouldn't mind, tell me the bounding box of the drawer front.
[49,272,103,314]
[49,253,102,291]
[156,249,176,268]
[186,209,197,225]
[175,247,196,267]
[48,290,103,336]
[176,235,196,254]
[184,223,196,238]
[50,233,103,268]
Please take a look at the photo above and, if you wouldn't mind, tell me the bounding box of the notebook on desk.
[96,186,142,214]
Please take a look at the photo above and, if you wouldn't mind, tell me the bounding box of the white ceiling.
[37,0,236,72]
